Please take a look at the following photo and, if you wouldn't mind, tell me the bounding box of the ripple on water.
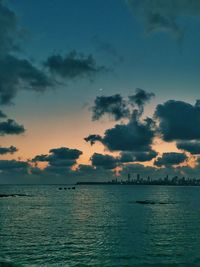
[0,185,200,266]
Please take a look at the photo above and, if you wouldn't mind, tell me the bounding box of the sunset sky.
[1,0,200,183]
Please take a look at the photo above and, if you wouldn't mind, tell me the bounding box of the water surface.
[0,185,200,267]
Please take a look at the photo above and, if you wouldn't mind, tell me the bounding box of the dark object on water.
[135,200,174,205]
[58,187,75,190]
[136,200,156,205]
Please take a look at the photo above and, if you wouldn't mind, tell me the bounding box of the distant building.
[128,173,131,183]
[137,174,140,183]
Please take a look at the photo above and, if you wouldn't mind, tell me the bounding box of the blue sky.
[8,0,200,103]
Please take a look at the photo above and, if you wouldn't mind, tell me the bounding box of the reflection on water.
[0,185,200,267]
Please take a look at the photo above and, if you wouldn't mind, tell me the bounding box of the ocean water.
[0,185,200,267]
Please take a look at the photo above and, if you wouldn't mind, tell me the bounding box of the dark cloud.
[85,115,155,152]
[91,94,130,121]
[0,119,25,135]
[0,145,18,155]
[129,88,155,112]
[0,159,28,172]
[43,165,74,176]
[127,0,200,40]
[48,159,77,167]
[120,150,158,163]
[0,0,20,55]
[177,141,200,154]
[75,164,117,182]
[77,164,96,173]
[44,50,107,80]
[90,153,119,169]
[0,1,109,105]
[0,55,52,105]
[155,100,200,141]
[32,147,82,169]
[0,159,34,183]
[49,147,82,160]
[0,1,53,105]
[154,152,187,167]
[32,154,48,162]
[91,89,154,122]
[86,90,156,155]
[84,134,102,146]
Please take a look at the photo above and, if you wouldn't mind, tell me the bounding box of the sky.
[1,0,200,183]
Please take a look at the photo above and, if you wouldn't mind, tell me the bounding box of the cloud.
[91,94,130,121]
[0,145,18,155]
[91,89,154,122]
[32,154,48,162]
[129,88,154,113]
[177,141,200,154]
[0,55,52,105]
[49,147,82,160]
[0,159,32,183]
[0,119,25,135]
[86,89,156,157]
[84,134,103,146]
[0,1,53,105]
[155,100,200,141]
[85,115,155,152]
[77,164,96,173]
[44,50,107,80]
[0,0,20,56]
[32,147,83,169]
[0,159,28,172]
[90,153,119,169]
[154,152,187,167]
[47,159,77,168]
[76,164,117,182]
[126,0,200,39]
[120,150,158,162]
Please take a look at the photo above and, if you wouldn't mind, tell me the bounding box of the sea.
[0,184,200,267]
